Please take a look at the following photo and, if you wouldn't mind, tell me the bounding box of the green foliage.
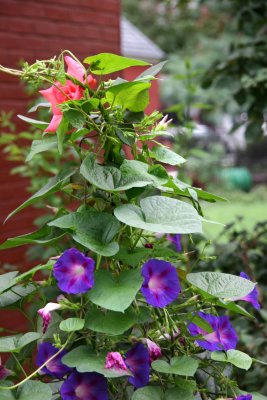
[114,196,202,233]
[152,356,199,376]
[0,51,264,399]
[187,271,255,300]
[87,269,143,312]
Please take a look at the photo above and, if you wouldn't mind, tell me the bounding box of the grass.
[202,186,267,240]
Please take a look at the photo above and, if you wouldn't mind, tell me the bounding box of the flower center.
[74,264,84,276]
[148,276,162,291]
[75,384,89,399]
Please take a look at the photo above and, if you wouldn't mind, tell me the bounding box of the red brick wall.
[0,0,121,268]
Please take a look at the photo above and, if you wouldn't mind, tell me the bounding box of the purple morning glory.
[235,395,253,400]
[188,311,238,351]
[36,342,72,378]
[166,234,182,252]
[53,248,95,294]
[125,343,150,388]
[238,272,260,310]
[141,259,180,308]
[60,371,108,400]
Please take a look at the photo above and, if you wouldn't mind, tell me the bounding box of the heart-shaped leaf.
[152,356,199,377]
[114,196,202,234]
[49,210,120,256]
[80,154,168,191]
[62,345,131,378]
[85,308,137,335]
[187,272,255,300]
[87,269,143,312]
[211,349,252,370]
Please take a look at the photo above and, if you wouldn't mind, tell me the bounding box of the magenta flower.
[36,342,72,378]
[53,248,95,294]
[188,311,238,351]
[166,234,182,252]
[60,371,108,400]
[40,56,96,132]
[141,259,181,308]
[235,395,252,400]
[145,339,162,363]
[38,301,62,333]
[238,272,260,310]
[105,352,128,371]
[0,357,12,380]
[125,343,150,388]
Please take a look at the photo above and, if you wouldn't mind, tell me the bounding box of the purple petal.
[166,234,182,252]
[235,395,253,400]
[60,371,108,400]
[239,272,260,310]
[53,248,95,294]
[125,343,150,388]
[36,342,72,379]
[217,315,238,350]
[188,312,238,351]
[141,259,180,308]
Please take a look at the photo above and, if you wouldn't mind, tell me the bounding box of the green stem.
[0,333,74,391]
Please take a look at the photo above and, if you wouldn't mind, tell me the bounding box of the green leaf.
[15,261,54,283]
[17,380,52,400]
[0,272,19,294]
[87,269,143,312]
[17,115,49,129]
[115,128,135,146]
[0,226,65,250]
[85,308,137,335]
[0,381,16,399]
[135,60,168,80]
[59,318,85,332]
[114,196,202,234]
[149,146,186,166]
[187,272,255,300]
[62,345,132,378]
[216,299,254,318]
[63,109,86,129]
[152,356,199,377]
[211,349,252,370]
[165,387,195,400]
[0,332,41,353]
[106,81,151,112]
[190,314,213,334]
[5,168,76,221]
[132,387,163,400]
[49,209,120,256]
[114,247,152,267]
[84,53,149,75]
[80,153,168,191]
[165,178,227,203]
[0,284,36,308]
[26,139,57,162]
[56,117,69,154]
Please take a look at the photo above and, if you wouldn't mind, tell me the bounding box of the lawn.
[203,186,267,240]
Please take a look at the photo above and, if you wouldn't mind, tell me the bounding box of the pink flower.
[105,352,127,371]
[144,339,162,363]
[40,56,97,132]
[38,301,62,333]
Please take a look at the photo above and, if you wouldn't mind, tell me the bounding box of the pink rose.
[40,56,96,132]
